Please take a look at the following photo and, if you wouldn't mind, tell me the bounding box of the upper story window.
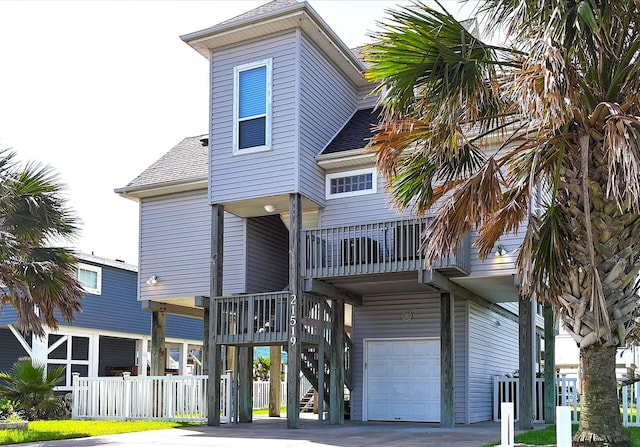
[233,59,272,155]
[77,263,102,295]
[326,168,377,199]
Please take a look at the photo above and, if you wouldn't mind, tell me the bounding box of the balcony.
[213,292,330,345]
[301,217,470,279]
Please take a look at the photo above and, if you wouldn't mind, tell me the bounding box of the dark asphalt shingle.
[322,108,379,155]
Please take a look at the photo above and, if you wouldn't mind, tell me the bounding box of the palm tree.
[0,149,83,337]
[365,1,640,446]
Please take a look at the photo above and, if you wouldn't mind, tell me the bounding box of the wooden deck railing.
[301,217,470,278]
[213,292,329,345]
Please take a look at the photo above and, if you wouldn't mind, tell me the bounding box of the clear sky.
[0,0,474,265]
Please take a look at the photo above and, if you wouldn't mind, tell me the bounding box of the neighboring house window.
[77,263,102,295]
[233,59,272,155]
[326,168,377,199]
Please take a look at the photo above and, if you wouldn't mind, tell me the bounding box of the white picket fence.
[493,376,578,423]
[72,373,232,423]
[252,381,286,409]
[622,382,640,426]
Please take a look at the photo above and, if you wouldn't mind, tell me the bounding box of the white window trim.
[326,167,377,199]
[77,263,102,295]
[232,58,272,156]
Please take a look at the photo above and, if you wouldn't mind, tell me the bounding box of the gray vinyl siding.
[210,32,298,203]
[298,32,358,206]
[245,216,289,294]
[0,328,29,373]
[319,171,407,227]
[350,292,467,423]
[467,301,519,422]
[139,190,245,300]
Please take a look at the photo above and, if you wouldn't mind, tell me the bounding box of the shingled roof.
[119,135,208,192]
[321,108,380,155]
[218,0,300,26]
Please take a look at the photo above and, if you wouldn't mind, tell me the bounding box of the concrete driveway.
[18,417,506,447]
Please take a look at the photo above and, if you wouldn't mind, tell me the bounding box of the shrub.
[0,357,65,420]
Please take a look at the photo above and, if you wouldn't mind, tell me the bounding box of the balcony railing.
[301,217,470,278]
[213,292,329,345]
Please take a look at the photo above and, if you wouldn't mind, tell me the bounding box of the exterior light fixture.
[495,244,507,257]
[264,204,276,213]
[146,275,158,285]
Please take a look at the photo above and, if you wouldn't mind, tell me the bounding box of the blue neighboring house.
[0,253,204,391]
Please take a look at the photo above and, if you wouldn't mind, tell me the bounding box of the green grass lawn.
[0,420,197,445]
[482,426,640,446]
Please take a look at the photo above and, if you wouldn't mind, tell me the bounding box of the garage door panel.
[366,339,440,423]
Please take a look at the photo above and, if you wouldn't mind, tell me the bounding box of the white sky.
[0,0,474,265]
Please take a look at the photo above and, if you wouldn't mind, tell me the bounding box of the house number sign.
[289,294,297,346]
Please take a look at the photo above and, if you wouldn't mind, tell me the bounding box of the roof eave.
[115,178,208,201]
[180,2,367,87]
[316,148,375,170]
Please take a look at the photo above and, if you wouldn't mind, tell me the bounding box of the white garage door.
[365,338,440,422]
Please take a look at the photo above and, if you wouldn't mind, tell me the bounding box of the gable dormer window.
[233,59,272,155]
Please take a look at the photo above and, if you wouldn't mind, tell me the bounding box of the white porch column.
[179,342,189,375]
[31,332,49,366]
[137,338,149,376]
[89,333,100,377]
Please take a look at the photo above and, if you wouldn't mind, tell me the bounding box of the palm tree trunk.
[573,344,629,447]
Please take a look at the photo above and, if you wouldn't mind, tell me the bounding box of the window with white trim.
[76,263,102,295]
[326,168,377,199]
[233,59,272,155]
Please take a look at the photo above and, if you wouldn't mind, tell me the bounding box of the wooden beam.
[269,346,282,417]
[142,300,204,318]
[440,292,455,428]
[330,299,345,425]
[207,204,224,426]
[195,296,210,307]
[151,311,166,376]
[543,304,556,424]
[420,269,518,323]
[238,346,253,423]
[303,279,362,305]
[519,298,534,430]
[287,193,302,429]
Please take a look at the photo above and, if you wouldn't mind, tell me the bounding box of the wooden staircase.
[299,387,316,413]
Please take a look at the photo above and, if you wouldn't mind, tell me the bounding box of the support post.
[238,346,253,422]
[440,292,455,428]
[151,311,166,376]
[287,193,302,429]
[518,298,534,430]
[207,204,224,426]
[329,299,345,424]
[203,307,209,374]
[269,345,282,417]
[543,304,556,424]
[318,339,325,423]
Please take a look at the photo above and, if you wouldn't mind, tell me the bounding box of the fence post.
[623,385,629,427]
[556,406,572,447]
[500,402,514,447]
[122,372,131,419]
[71,372,80,419]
